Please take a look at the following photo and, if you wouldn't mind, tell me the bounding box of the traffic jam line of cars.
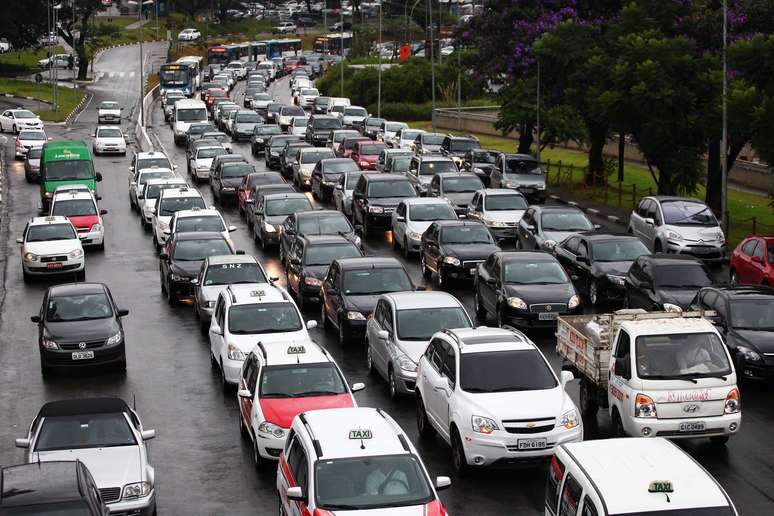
[3,50,765,516]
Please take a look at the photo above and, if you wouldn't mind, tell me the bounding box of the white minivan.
[172,99,208,145]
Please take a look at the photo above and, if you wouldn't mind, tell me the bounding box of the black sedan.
[211,161,255,204]
[311,157,360,202]
[420,220,501,289]
[321,257,416,345]
[250,124,282,156]
[691,285,774,381]
[279,210,360,267]
[159,232,238,304]
[463,148,500,187]
[474,251,581,327]
[625,254,713,311]
[31,282,129,376]
[286,235,364,307]
[554,232,650,307]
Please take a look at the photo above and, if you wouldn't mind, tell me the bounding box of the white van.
[172,99,208,145]
[546,438,738,516]
[257,60,277,81]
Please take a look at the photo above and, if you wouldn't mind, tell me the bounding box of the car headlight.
[443,256,461,266]
[724,388,740,414]
[471,415,498,434]
[737,345,761,362]
[543,239,557,250]
[263,222,277,233]
[507,297,527,309]
[92,224,103,232]
[170,274,190,282]
[560,409,579,429]
[69,248,84,259]
[485,219,508,227]
[662,303,682,313]
[41,335,59,350]
[206,301,216,308]
[359,160,370,167]
[504,181,518,188]
[23,252,39,262]
[606,274,626,287]
[106,330,122,346]
[354,236,362,247]
[304,276,323,286]
[347,311,366,320]
[408,230,423,240]
[227,344,245,361]
[122,482,151,499]
[635,393,657,418]
[395,350,417,373]
[258,420,286,438]
[535,184,546,190]
[568,295,581,309]
[665,230,683,241]
[369,205,384,214]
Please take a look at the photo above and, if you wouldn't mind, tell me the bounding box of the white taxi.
[209,284,317,387]
[237,341,363,466]
[165,207,236,242]
[139,177,188,228]
[17,216,85,282]
[151,186,207,248]
[49,189,107,250]
[278,407,451,516]
[129,166,175,210]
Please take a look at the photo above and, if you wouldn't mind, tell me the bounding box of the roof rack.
[298,413,323,458]
[225,285,237,304]
[441,329,462,348]
[256,341,267,361]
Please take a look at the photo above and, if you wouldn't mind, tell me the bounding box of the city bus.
[249,41,268,62]
[313,33,352,54]
[175,56,203,91]
[159,63,195,95]
[266,39,302,59]
[207,44,240,65]
[39,141,101,209]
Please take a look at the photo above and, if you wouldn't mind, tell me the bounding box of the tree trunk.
[76,17,89,81]
[585,123,606,186]
[518,123,533,154]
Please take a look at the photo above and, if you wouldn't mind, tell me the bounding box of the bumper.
[95,146,127,154]
[267,153,280,166]
[198,304,214,321]
[41,342,126,368]
[256,428,287,460]
[513,187,546,203]
[299,282,322,300]
[405,235,423,253]
[441,263,483,281]
[342,318,367,339]
[365,212,393,229]
[107,490,156,516]
[664,240,728,263]
[169,278,195,299]
[628,413,741,439]
[394,369,418,394]
[218,187,238,198]
[486,225,518,241]
[24,260,84,276]
[78,230,105,247]
[223,357,244,385]
[738,359,774,380]
[233,131,252,141]
[252,142,267,154]
[16,147,33,158]
[194,168,210,179]
[502,305,583,328]
[462,425,583,467]
[98,116,121,124]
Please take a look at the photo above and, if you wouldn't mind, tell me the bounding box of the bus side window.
[545,455,566,515]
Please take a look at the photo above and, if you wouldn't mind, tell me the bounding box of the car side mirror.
[435,476,452,491]
[415,285,426,291]
[286,486,306,503]
[326,288,337,296]
[335,184,343,190]
[576,255,589,265]
[486,277,496,285]
[290,258,301,265]
[228,225,237,232]
[378,329,389,340]
[593,224,601,230]
[140,429,156,441]
[117,308,129,317]
[210,323,223,335]
[15,438,30,449]
[306,320,318,330]
[560,370,574,387]
[99,209,108,215]
[235,250,246,255]
[643,217,655,226]
[351,382,365,392]
[752,255,762,263]
[458,213,467,219]
[30,315,41,323]
[354,225,363,235]
[95,172,103,182]
[526,224,536,231]
[396,215,405,222]
[16,238,23,244]
[159,252,169,260]
[238,388,252,399]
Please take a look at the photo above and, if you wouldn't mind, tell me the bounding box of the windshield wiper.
[294,390,343,396]
[323,505,366,510]
[463,387,491,393]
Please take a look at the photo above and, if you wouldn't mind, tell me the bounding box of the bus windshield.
[45,160,94,181]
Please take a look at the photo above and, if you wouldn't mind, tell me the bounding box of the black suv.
[280,142,313,178]
[352,173,418,238]
[279,209,360,266]
[160,232,237,303]
[251,124,282,156]
[463,148,500,187]
[321,257,415,344]
[625,254,713,311]
[311,157,360,202]
[313,96,332,114]
[306,115,343,146]
[0,461,109,515]
[420,219,500,288]
[211,161,255,204]
[265,134,304,169]
[31,283,129,376]
[440,134,480,166]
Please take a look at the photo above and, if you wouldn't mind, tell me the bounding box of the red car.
[730,236,774,285]
[237,172,286,216]
[351,141,387,170]
[337,136,371,159]
[205,88,228,110]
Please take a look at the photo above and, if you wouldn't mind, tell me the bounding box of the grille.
[76,227,91,232]
[40,255,67,263]
[100,487,121,503]
[462,260,484,268]
[656,429,723,437]
[529,303,567,313]
[504,424,555,434]
[505,442,555,452]
[59,339,105,350]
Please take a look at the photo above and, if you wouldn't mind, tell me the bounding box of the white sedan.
[0,109,43,133]
[14,129,48,159]
[17,216,85,282]
[178,28,202,41]
[93,126,127,155]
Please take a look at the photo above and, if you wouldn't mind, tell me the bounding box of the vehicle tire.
[415,394,436,439]
[25,171,32,183]
[388,367,399,400]
[579,378,599,418]
[710,435,730,446]
[12,124,17,134]
[474,288,487,321]
[622,295,630,309]
[402,237,411,258]
[220,359,230,392]
[496,304,506,328]
[654,240,662,253]
[253,438,268,471]
[366,344,375,375]
[611,410,626,438]
[40,361,51,378]
[96,241,105,252]
[278,492,286,516]
[730,269,737,284]
[338,316,350,346]
[362,219,370,239]
[239,410,249,439]
[312,186,320,200]
[421,254,431,280]
[210,350,217,369]
[23,270,31,284]
[392,234,400,251]
[589,280,599,307]
[278,245,286,267]
[515,237,522,250]
[76,269,86,282]
[167,280,177,305]
[116,358,127,373]
[436,268,449,290]
[451,427,469,477]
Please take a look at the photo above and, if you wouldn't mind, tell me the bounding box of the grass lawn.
[0,46,66,76]
[410,121,774,247]
[0,78,85,122]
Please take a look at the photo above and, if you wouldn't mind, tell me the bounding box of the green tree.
[57,0,106,81]
[0,1,49,50]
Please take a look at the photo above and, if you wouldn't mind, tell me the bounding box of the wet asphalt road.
[1,44,773,515]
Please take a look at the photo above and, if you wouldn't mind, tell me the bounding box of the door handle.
[433,386,448,394]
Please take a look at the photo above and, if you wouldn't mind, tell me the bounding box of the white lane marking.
[129,72,135,78]
[109,72,115,78]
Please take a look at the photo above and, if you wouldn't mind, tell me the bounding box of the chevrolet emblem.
[526,422,536,428]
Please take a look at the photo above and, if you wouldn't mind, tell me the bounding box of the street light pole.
[721,0,728,233]
[536,59,540,163]
[429,0,435,131]
[377,1,382,118]
[340,5,344,97]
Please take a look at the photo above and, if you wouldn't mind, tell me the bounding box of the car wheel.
[388,367,399,399]
[362,219,370,239]
[589,280,599,307]
[730,269,737,284]
[239,410,249,439]
[253,438,267,471]
[415,393,436,439]
[579,378,599,417]
[474,288,487,321]
[612,410,626,437]
[451,427,469,476]
[167,280,177,305]
[312,185,320,200]
[622,295,630,309]
[654,240,662,253]
[278,245,286,266]
[12,124,17,134]
[220,359,230,391]
[22,270,31,283]
[40,361,51,378]
[402,237,411,258]
[76,269,86,281]
[496,303,506,328]
[116,358,127,373]
[436,268,448,289]
[366,344,375,375]
[515,237,522,250]
[338,316,350,345]
[420,254,431,280]
[392,234,400,251]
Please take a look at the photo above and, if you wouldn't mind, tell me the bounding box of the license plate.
[71,351,94,360]
[46,262,63,269]
[469,268,477,275]
[539,312,558,321]
[679,421,705,432]
[517,438,547,450]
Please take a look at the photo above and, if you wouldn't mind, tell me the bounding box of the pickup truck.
[557,309,741,445]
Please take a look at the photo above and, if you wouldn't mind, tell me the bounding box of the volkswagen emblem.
[683,403,700,413]
[545,305,552,312]
[78,342,87,350]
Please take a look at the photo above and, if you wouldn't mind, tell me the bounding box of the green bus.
[39,140,102,208]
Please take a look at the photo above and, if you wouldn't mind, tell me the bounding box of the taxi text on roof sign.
[250,289,266,297]
[349,429,372,440]
[648,481,674,493]
[287,345,306,354]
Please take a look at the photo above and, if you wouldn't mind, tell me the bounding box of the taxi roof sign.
[287,345,306,354]
[250,289,266,298]
[349,429,372,440]
[648,481,674,493]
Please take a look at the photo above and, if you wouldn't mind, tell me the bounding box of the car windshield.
[345,174,363,189]
[203,133,228,143]
[334,131,359,143]
[158,197,206,216]
[504,260,568,284]
[314,454,434,511]
[388,157,411,172]
[177,108,208,121]
[441,225,493,245]
[442,176,483,193]
[301,88,319,96]
[485,194,527,211]
[397,307,470,340]
[505,157,542,175]
[592,239,650,262]
[461,350,557,392]
[540,212,593,232]
[46,292,113,322]
[729,299,774,329]
[44,160,94,181]
[100,102,119,109]
[222,163,254,178]
[422,134,445,145]
[265,198,312,216]
[636,332,732,379]
[146,183,184,199]
[175,215,225,233]
[15,110,36,119]
[255,94,272,101]
[325,161,359,174]
[138,157,171,169]
[236,112,261,123]
[661,200,718,226]
[409,203,457,222]
[305,243,361,265]
[52,199,97,217]
[255,126,282,135]
[359,144,386,156]
[301,150,335,163]
[259,363,347,398]
[473,151,499,164]
[367,181,416,198]
[197,147,226,159]
[188,125,210,134]
[19,131,46,140]
[282,106,305,116]
[227,302,302,334]
[35,413,136,452]
[172,238,231,261]
[299,215,352,235]
[450,139,479,152]
[653,264,712,288]
[385,122,408,132]
[97,128,122,138]
[292,117,308,127]
[27,224,76,242]
[28,147,43,159]
[344,107,367,116]
[138,170,174,185]
[313,118,342,129]
[419,160,457,176]
[342,268,412,295]
[271,137,299,149]
[204,262,266,286]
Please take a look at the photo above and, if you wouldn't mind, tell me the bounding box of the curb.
[0,91,87,124]
[64,91,92,125]
[547,192,628,228]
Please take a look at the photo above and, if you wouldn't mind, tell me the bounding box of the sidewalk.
[126,19,150,30]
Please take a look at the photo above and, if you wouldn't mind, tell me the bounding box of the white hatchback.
[93,126,127,155]
[17,216,85,282]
